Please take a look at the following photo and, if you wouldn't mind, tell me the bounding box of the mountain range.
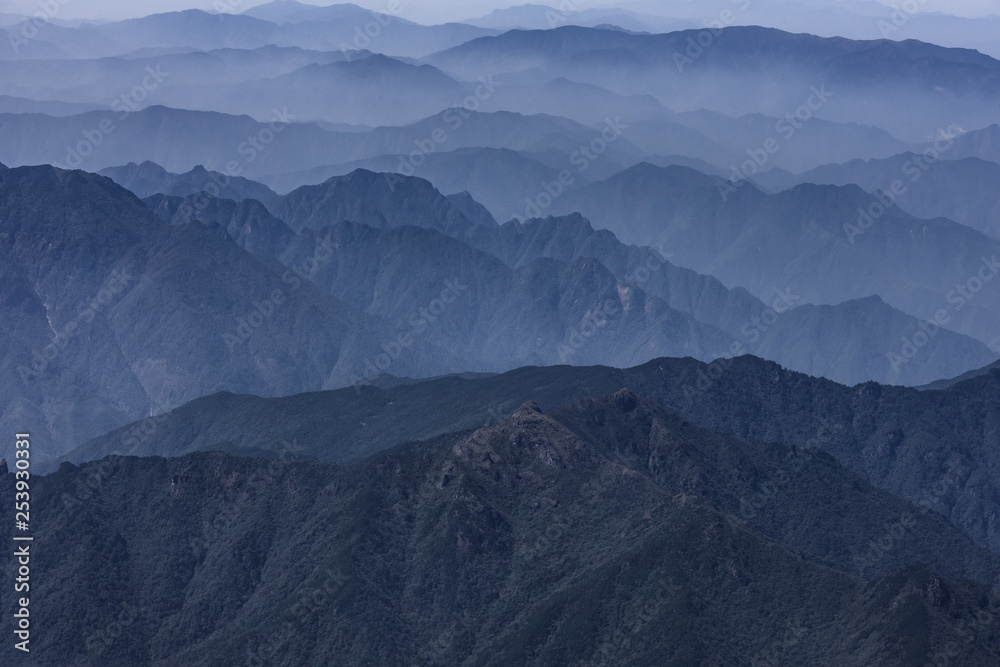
[428,25,1000,142]
[64,353,1000,558]
[6,6,1000,664]
[5,161,997,468]
[756,152,1000,239]
[549,162,1000,349]
[463,2,1000,59]
[131,165,1000,386]
[0,6,495,60]
[17,362,1000,663]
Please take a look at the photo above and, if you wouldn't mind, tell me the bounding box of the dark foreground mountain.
[67,355,1000,560]
[8,391,1000,665]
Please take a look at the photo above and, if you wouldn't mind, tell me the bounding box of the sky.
[1,0,997,24]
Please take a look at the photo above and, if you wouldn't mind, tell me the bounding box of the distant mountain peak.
[617,161,719,185]
[322,167,389,186]
[248,0,317,8]
[243,1,410,25]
